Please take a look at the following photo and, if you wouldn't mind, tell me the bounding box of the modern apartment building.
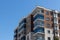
[14,6,60,40]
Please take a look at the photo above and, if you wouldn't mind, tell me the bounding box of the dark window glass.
[19,18,26,26]
[34,20,44,27]
[48,30,50,34]
[41,9,44,13]
[46,11,49,15]
[21,36,25,40]
[58,20,60,23]
[48,37,50,40]
[50,11,53,16]
[55,32,58,34]
[34,14,44,21]
[58,14,60,17]
[19,24,26,32]
[34,27,44,33]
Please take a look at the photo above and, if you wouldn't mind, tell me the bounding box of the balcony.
[33,25,44,30]
[14,34,17,38]
[18,28,25,34]
[33,32,45,40]
[33,9,44,17]
[54,13,58,18]
[18,34,25,40]
[34,37,45,40]
[18,23,26,33]
[33,27,44,36]
[33,19,44,30]
[33,14,44,22]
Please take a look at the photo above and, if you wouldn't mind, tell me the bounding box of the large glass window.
[19,24,26,32]
[35,37,44,40]
[21,36,26,40]
[19,18,26,26]
[34,27,44,33]
[48,37,51,40]
[34,14,44,21]
[34,20,44,27]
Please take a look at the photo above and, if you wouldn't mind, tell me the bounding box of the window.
[54,24,57,30]
[46,17,50,21]
[46,11,49,15]
[48,30,50,34]
[21,36,25,40]
[46,23,50,28]
[58,14,60,17]
[58,20,60,23]
[54,17,57,23]
[55,32,58,34]
[19,34,21,37]
[34,20,44,27]
[40,9,44,13]
[36,37,43,40]
[51,17,53,21]
[54,26,57,30]
[50,11,53,16]
[59,25,60,29]
[27,36,29,40]
[41,9,44,13]
[48,37,50,40]
[34,27,44,33]
[19,18,26,26]
[34,14,44,21]
[54,13,56,17]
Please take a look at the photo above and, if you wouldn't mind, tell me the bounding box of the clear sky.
[0,0,60,40]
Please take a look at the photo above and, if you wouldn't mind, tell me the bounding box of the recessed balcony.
[33,14,44,22]
[33,27,45,36]
[33,19,44,30]
[33,25,44,30]
[33,32,45,40]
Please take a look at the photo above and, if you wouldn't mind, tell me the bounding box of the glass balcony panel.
[19,19,26,27]
[18,24,26,32]
[35,36,45,40]
[34,20,44,27]
[34,27,44,33]
[34,14,44,21]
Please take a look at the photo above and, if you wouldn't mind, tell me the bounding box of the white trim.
[37,6,52,11]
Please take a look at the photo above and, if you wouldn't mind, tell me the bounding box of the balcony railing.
[33,14,44,21]
[33,18,44,24]
[33,12,44,17]
[33,25,44,30]
[33,27,44,36]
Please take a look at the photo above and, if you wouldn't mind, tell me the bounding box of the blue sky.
[0,0,60,40]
